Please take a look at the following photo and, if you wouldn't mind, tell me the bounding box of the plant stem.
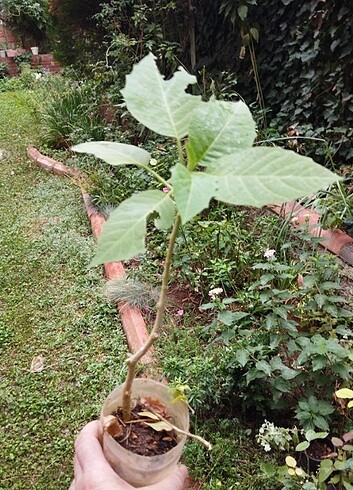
[122,214,182,421]
[177,139,185,166]
[136,162,171,188]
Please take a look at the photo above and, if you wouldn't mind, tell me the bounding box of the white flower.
[208,287,223,299]
[264,248,276,259]
[34,72,42,80]
[264,443,271,452]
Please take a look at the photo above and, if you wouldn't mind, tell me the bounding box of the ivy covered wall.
[249,0,353,166]
[39,0,353,166]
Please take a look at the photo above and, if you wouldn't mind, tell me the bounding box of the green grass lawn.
[0,91,128,489]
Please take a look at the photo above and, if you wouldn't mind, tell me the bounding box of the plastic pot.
[30,47,39,56]
[100,378,189,488]
[299,438,335,473]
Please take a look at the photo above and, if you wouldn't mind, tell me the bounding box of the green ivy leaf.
[72,141,151,166]
[186,100,256,167]
[121,53,201,139]
[255,360,272,375]
[235,349,249,367]
[271,377,291,393]
[170,163,217,224]
[238,4,248,21]
[312,356,327,372]
[91,190,175,265]
[205,147,340,207]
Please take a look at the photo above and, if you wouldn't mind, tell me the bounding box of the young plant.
[73,53,339,423]
[293,430,353,489]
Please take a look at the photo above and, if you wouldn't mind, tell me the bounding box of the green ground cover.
[0,91,128,489]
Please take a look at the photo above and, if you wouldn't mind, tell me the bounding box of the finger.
[144,465,188,490]
[74,420,131,489]
[68,479,75,490]
[74,420,107,474]
[73,454,81,478]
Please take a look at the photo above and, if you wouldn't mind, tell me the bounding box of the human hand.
[69,420,188,490]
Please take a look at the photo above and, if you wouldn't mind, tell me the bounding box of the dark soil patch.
[306,439,334,461]
[111,400,178,456]
[168,282,202,311]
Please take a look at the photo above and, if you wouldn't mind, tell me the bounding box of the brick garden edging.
[27,146,153,364]
[28,146,198,489]
[269,201,353,266]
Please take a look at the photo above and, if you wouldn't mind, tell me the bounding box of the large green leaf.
[121,53,201,140]
[170,163,217,224]
[205,147,340,207]
[91,190,175,266]
[186,99,256,167]
[72,141,151,166]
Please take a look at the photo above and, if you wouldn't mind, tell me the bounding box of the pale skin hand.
[69,420,188,490]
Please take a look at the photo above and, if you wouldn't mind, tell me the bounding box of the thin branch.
[136,162,171,188]
[149,408,213,451]
[122,214,182,421]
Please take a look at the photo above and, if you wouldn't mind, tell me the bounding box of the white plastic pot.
[30,47,39,55]
[100,378,189,488]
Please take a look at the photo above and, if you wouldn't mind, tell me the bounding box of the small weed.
[106,277,160,311]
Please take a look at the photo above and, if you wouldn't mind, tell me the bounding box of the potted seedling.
[73,53,340,487]
[295,430,335,473]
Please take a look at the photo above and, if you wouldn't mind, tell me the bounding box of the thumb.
[143,465,188,490]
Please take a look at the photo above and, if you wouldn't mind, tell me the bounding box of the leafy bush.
[0,62,9,79]
[0,0,50,47]
[173,206,282,295]
[161,234,353,430]
[244,0,353,167]
[0,71,39,92]
[40,81,110,147]
[13,52,32,71]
